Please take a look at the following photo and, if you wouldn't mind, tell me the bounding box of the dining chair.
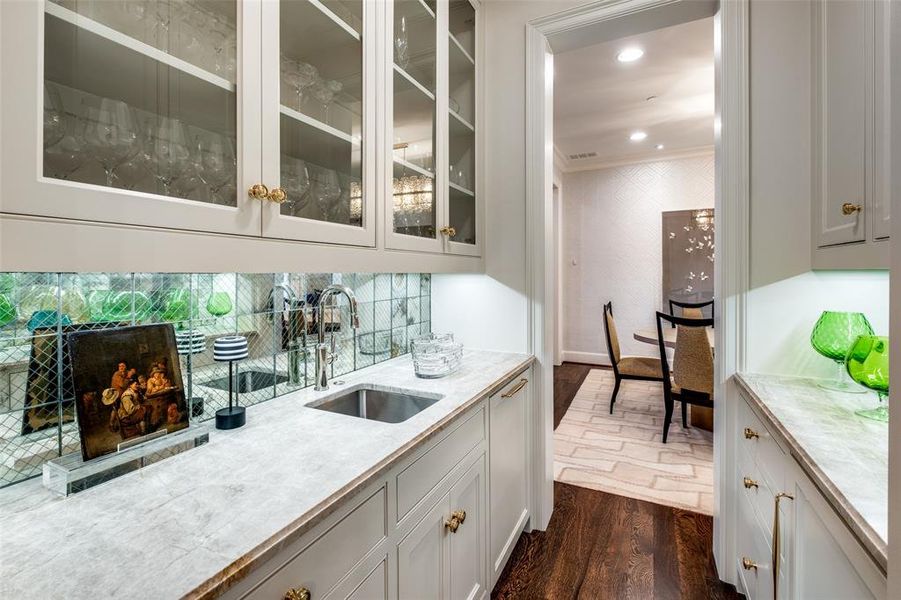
[603,302,664,414]
[668,298,714,326]
[655,311,715,443]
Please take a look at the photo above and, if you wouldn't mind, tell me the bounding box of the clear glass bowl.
[411,333,463,378]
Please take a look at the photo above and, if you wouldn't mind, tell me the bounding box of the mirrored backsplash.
[0,272,431,488]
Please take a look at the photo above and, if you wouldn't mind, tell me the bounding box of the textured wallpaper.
[561,154,714,361]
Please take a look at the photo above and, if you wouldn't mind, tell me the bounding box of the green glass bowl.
[845,335,889,422]
[811,311,874,362]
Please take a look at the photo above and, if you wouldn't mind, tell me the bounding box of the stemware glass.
[395,16,410,69]
[148,116,192,195]
[282,57,319,112]
[313,168,341,221]
[280,155,311,216]
[195,130,236,204]
[310,79,342,124]
[43,83,66,150]
[845,335,889,422]
[82,98,140,187]
[810,311,874,392]
[44,112,87,180]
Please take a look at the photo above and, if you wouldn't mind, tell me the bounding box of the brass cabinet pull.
[743,427,759,440]
[772,492,794,600]
[742,477,759,489]
[284,588,311,600]
[445,509,466,533]
[268,187,288,204]
[841,202,863,215]
[249,183,270,200]
[741,557,758,572]
[501,378,528,398]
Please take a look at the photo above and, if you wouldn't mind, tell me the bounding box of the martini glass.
[810,311,874,392]
[845,335,889,422]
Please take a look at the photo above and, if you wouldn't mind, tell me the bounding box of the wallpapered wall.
[0,272,431,487]
[561,154,715,362]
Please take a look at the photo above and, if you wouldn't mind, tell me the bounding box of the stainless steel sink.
[309,385,442,423]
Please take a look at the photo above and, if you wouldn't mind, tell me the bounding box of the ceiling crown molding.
[559,144,714,173]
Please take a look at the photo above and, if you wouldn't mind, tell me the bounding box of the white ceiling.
[554,17,715,169]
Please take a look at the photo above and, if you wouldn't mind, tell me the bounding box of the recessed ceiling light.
[616,47,644,63]
[629,131,648,142]
[656,144,664,150]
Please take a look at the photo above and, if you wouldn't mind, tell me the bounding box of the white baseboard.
[561,351,610,366]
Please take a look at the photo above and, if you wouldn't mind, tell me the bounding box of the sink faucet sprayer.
[315,284,360,391]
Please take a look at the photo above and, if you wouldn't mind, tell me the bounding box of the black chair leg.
[662,396,674,443]
[609,377,621,414]
[681,401,688,428]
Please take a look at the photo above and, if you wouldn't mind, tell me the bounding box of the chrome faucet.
[314,284,360,391]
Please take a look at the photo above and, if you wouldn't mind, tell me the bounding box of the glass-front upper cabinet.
[446,0,477,254]
[261,0,375,246]
[388,0,439,251]
[0,0,260,235]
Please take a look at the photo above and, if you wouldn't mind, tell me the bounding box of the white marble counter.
[0,349,533,600]
[735,372,887,570]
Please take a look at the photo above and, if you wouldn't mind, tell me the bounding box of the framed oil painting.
[68,324,189,461]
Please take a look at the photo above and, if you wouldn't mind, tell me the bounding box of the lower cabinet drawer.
[242,487,387,600]
[737,446,778,542]
[737,395,785,487]
[736,492,775,600]
[396,406,485,520]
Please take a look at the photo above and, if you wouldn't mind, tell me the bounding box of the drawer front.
[737,396,785,488]
[736,492,775,600]
[245,487,387,600]
[737,447,777,543]
[397,406,485,520]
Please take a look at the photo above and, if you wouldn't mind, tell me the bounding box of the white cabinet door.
[488,374,529,585]
[788,467,885,600]
[397,491,451,600]
[260,0,376,246]
[0,0,262,237]
[812,0,871,247]
[449,456,486,600]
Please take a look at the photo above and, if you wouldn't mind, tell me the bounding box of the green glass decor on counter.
[205,291,233,317]
[845,335,889,422]
[810,311,874,392]
[0,293,15,327]
[162,288,197,324]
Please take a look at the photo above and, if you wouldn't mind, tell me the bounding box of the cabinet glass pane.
[279,0,363,226]
[393,1,436,240]
[43,0,238,207]
[448,0,475,245]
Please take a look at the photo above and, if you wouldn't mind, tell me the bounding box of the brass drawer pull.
[743,427,759,440]
[773,492,795,599]
[841,202,862,215]
[743,477,759,489]
[742,557,758,572]
[501,378,528,398]
[445,509,466,533]
[284,588,311,600]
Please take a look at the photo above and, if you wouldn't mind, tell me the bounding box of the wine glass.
[313,168,341,221]
[845,335,889,421]
[148,116,192,195]
[310,79,342,124]
[82,98,140,187]
[811,311,874,392]
[282,57,318,112]
[195,130,236,204]
[395,16,410,69]
[280,155,311,216]
[43,83,65,150]
[44,112,87,180]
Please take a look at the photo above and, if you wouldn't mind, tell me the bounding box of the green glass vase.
[161,288,197,324]
[845,335,889,422]
[206,291,233,317]
[0,292,15,328]
[811,311,874,392]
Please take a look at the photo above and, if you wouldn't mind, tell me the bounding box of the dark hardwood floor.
[493,362,740,600]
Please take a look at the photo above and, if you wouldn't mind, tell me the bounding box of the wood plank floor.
[493,363,741,600]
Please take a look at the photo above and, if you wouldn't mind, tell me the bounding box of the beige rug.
[554,368,714,515]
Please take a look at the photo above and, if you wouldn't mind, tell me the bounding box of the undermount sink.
[202,369,289,393]
[309,385,442,424]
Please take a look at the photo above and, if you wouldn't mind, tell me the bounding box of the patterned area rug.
[554,368,714,515]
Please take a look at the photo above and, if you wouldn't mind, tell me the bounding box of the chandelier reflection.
[393,143,435,237]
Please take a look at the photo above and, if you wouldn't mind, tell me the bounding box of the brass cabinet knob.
[841,202,862,215]
[743,427,759,440]
[742,557,758,571]
[743,477,759,489]
[249,183,270,200]
[445,509,466,533]
[284,588,311,600]
[268,187,288,204]
[439,226,457,237]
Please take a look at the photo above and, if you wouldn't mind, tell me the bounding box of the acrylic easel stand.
[42,425,210,496]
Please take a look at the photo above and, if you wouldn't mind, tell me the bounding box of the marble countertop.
[0,349,533,600]
[735,372,887,570]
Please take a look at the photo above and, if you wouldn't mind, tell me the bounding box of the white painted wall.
[561,154,714,363]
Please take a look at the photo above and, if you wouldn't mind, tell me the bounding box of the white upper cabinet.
[0,0,482,272]
[2,0,262,236]
[811,0,890,267]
